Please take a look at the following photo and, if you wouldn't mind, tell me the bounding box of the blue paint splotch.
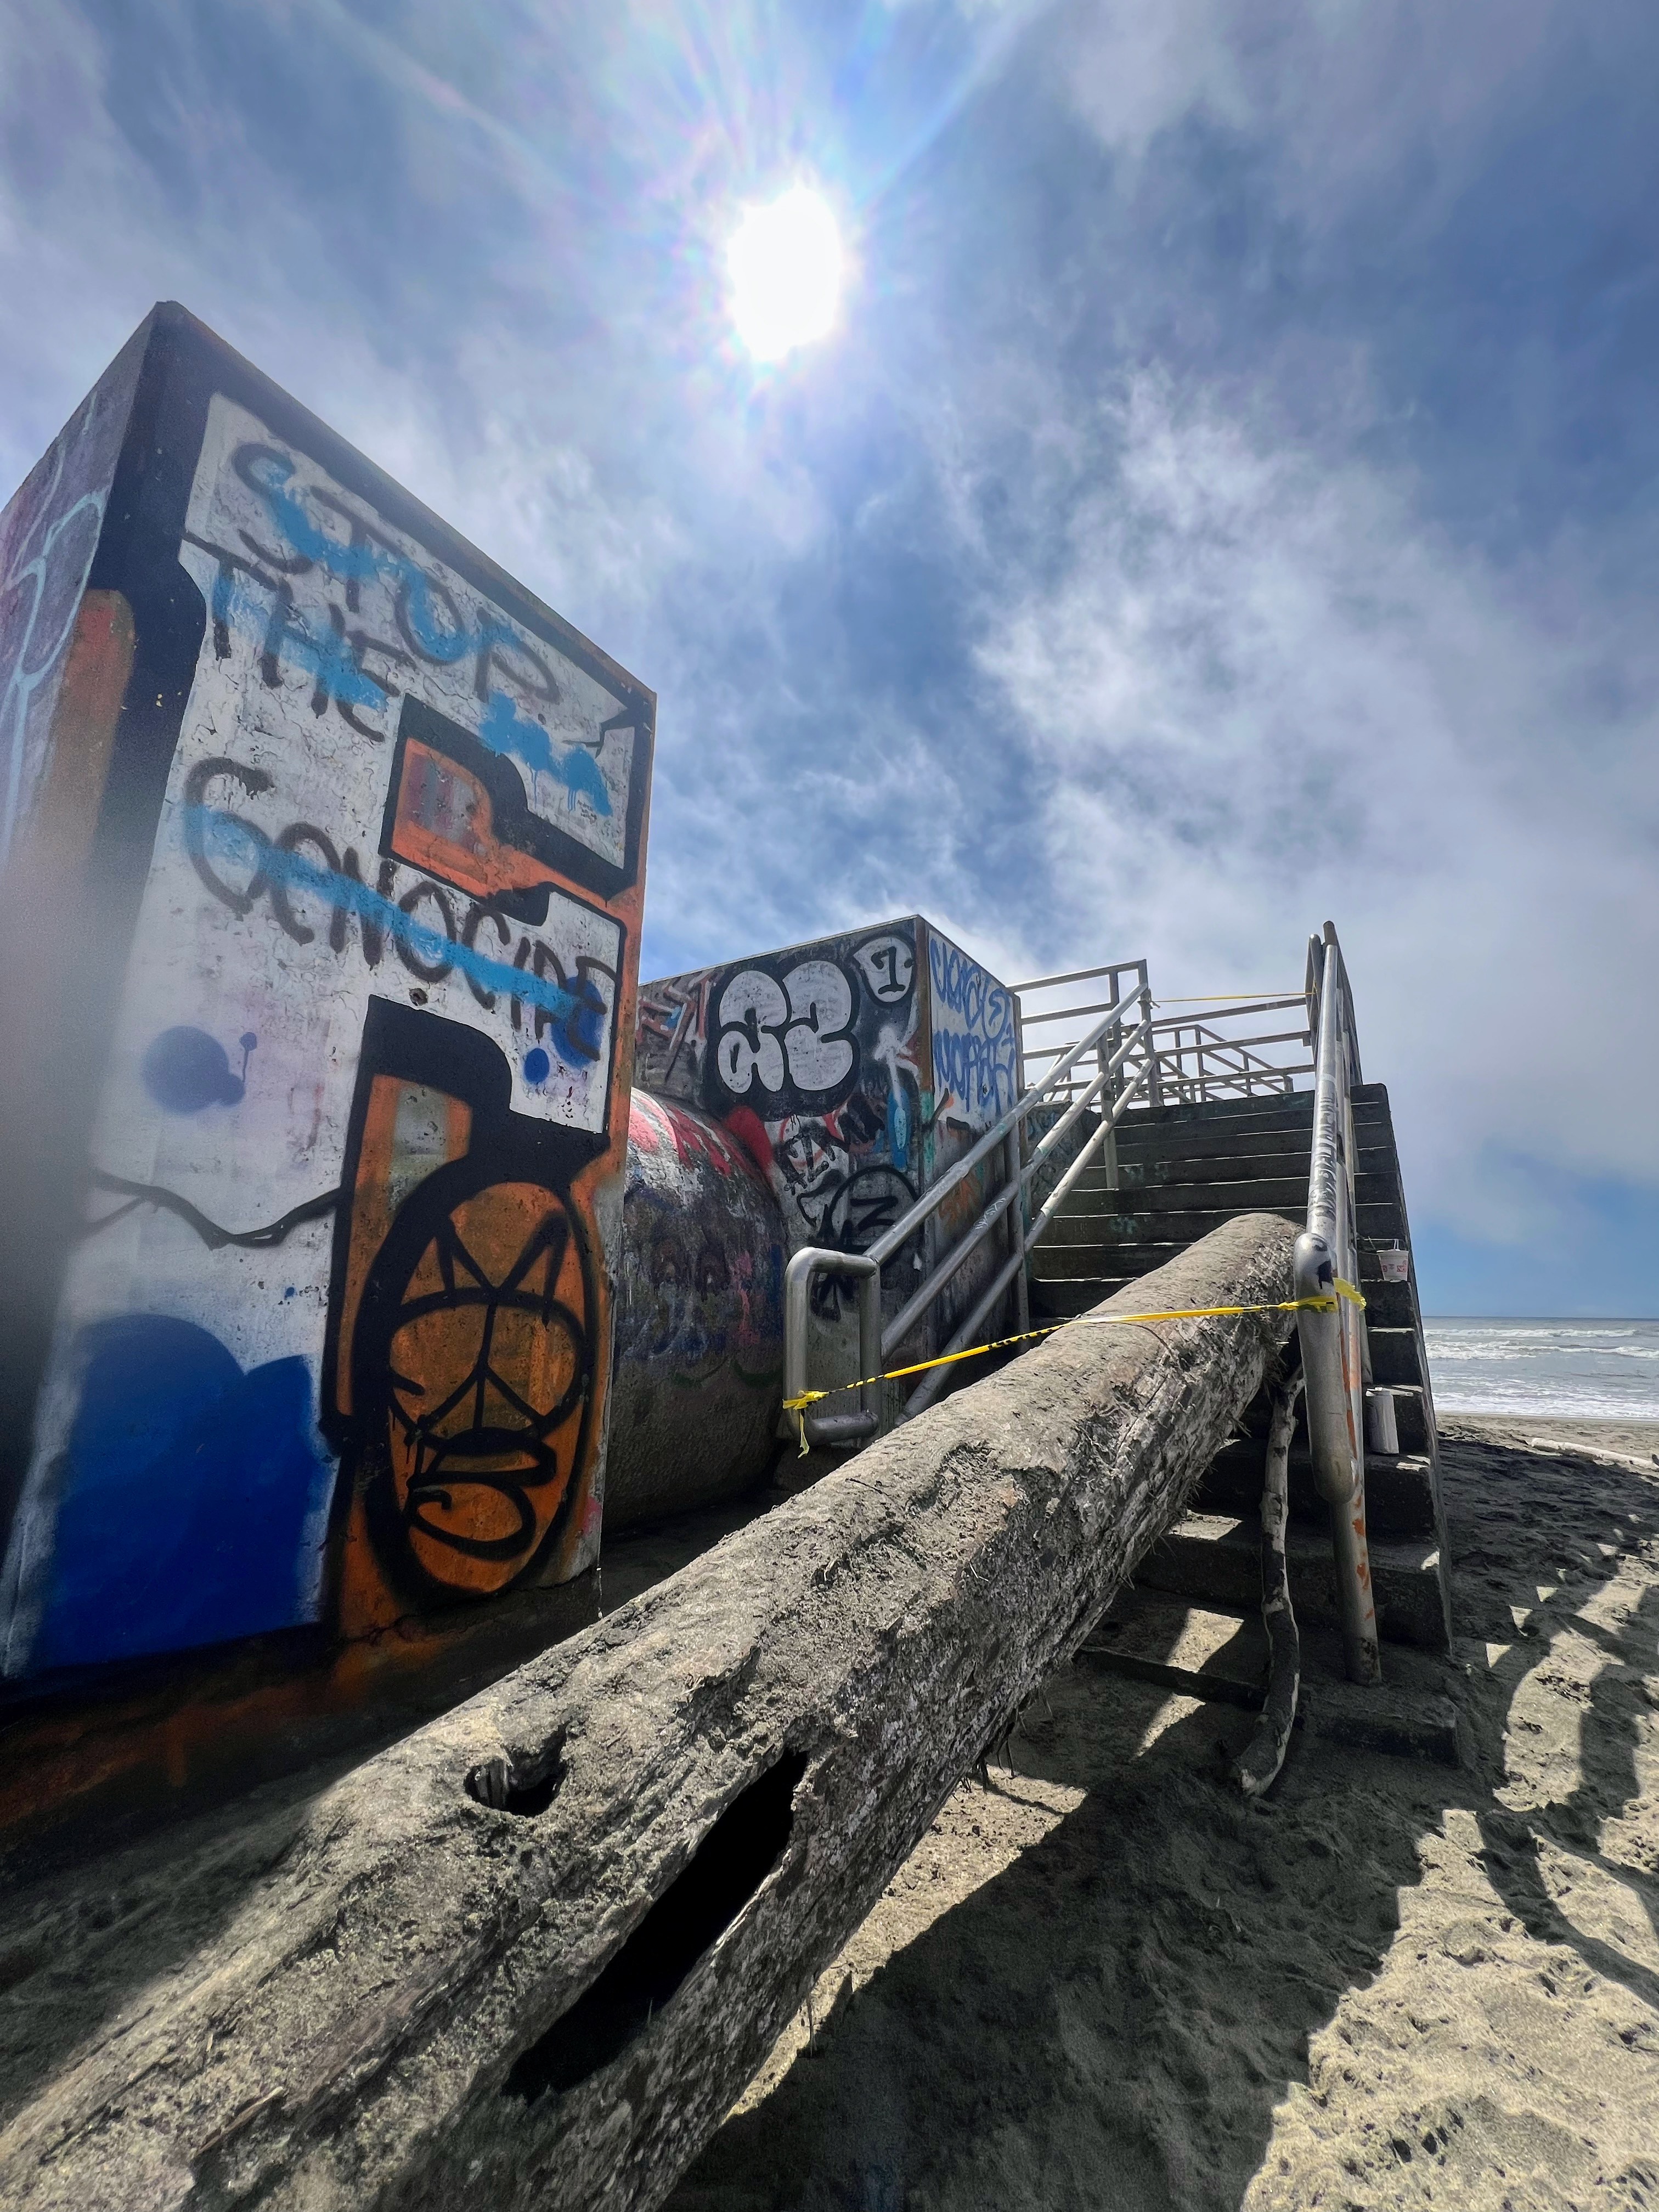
[478,691,612,817]
[523,1046,551,1086]
[142,1026,256,1112]
[31,1315,334,1674]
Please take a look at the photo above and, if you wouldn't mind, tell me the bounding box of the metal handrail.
[878,1011,1150,1365]
[1293,921,1380,1685]
[783,939,1358,1446]
[898,1040,1156,1419]
[1020,974,1314,1109]
[863,983,1149,1272]
[782,970,1155,1437]
[786,1250,882,1451]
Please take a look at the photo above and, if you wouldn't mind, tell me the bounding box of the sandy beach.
[668,1418,1659,2212]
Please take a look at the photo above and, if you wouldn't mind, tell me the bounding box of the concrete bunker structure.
[614,916,1024,1516]
[0,308,1025,1796]
[0,304,655,1696]
[0,309,1457,2212]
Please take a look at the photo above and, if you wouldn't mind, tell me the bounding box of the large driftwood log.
[0,1215,1295,2212]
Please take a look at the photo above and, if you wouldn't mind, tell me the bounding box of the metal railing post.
[1139,962,1163,1109]
[1099,974,1121,1192]
[1011,986,1033,1338]
[784,1250,882,1451]
[1295,928,1381,1686]
[1006,1125,1030,1338]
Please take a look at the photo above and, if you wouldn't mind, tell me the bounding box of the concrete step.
[1030,1245,1423,1324]
[1195,1440,1438,1538]
[1062,1161,1401,1212]
[1353,1278,1418,1328]
[1110,1115,1313,1153]
[1028,1277,1136,1319]
[1136,1510,1452,1650]
[1368,1327,1425,1388]
[1122,1092,1314,1128]
[1078,1594,1464,1767]
[1032,1201,1402,1246]
[1120,1175,1313,1214]
[1111,1151,1310,1188]
[1127,1169,1402,1212]
[1028,1240,1239,1279]
[1031,1213,1302,1254]
[1110,1127,1319,1168]
[1118,1090,1388,1139]
[1109,1127,1392,1166]
[1387,1386,1433,1455]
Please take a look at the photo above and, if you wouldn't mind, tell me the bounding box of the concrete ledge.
[0,1216,1298,2212]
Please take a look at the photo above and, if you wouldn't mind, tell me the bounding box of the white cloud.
[1054,0,1565,218]
[973,369,1659,1240]
[4,0,1653,1290]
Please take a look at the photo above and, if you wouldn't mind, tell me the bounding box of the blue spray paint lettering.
[208,563,389,714]
[929,936,1017,1123]
[239,448,516,667]
[479,690,612,817]
[185,806,606,1060]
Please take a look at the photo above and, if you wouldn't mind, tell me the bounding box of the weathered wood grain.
[0,1214,1295,2212]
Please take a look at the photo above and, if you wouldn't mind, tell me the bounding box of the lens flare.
[726,186,844,361]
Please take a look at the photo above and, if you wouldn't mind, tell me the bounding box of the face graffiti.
[0,368,653,1683]
[329,1065,596,1615]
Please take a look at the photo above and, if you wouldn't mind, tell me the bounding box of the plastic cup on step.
[1378,1244,1410,1284]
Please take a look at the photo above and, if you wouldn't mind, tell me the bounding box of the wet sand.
[669,1418,1659,2212]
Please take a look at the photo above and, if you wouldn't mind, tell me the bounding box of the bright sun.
[727,186,844,362]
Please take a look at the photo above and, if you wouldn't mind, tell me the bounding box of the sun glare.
[727,186,844,362]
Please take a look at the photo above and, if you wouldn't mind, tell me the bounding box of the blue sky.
[2,0,1655,1315]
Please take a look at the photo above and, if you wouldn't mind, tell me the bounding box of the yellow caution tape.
[783,1279,1365,1450]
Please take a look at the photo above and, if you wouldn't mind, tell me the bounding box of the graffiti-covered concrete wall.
[606,1093,784,1526]
[0,324,146,874]
[635,917,1019,1376]
[0,306,654,1689]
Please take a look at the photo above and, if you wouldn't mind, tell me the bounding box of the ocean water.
[1424,1318,1659,1423]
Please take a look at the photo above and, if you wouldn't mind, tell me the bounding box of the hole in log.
[466,1735,567,1815]
[504,1748,810,2102]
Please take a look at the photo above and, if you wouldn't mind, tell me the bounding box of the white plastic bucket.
[1378,1244,1410,1284]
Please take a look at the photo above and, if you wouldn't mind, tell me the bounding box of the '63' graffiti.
[706,957,860,1119]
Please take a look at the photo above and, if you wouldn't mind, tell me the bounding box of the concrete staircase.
[1028,1084,1452,1651]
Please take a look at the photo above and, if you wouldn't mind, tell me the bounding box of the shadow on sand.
[666,1424,1659,2212]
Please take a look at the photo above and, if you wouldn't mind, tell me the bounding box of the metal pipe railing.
[874,1006,1151,1359]
[782,940,1335,1454]
[899,1041,1156,1419]
[785,1249,882,1451]
[864,984,1150,1272]
[1293,922,1380,1685]
[781,972,1154,1445]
